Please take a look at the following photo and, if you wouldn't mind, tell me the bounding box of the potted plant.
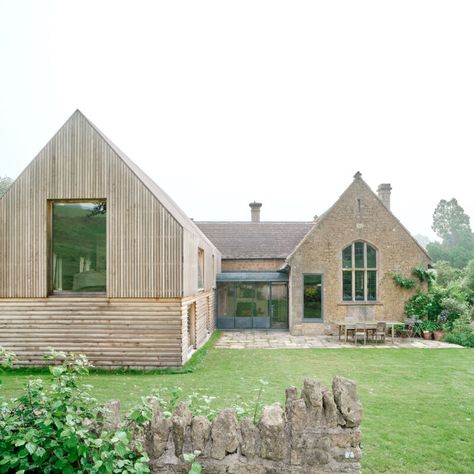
[396,327,409,338]
[433,311,448,341]
[421,319,437,340]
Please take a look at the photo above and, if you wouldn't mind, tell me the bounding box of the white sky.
[1,1,473,240]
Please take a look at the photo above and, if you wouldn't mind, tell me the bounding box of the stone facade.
[133,376,363,473]
[288,175,431,335]
[222,259,285,272]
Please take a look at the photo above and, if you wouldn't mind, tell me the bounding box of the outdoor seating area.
[215,330,463,349]
[337,319,422,344]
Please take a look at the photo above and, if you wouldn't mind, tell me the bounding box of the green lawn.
[1,346,473,473]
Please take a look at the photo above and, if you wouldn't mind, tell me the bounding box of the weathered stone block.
[286,398,307,432]
[148,407,172,458]
[171,402,193,457]
[332,377,363,428]
[322,388,338,428]
[103,400,121,430]
[210,409,239,460]
[228,463,267,474]
[259,403,287,461]
[330,428,361,448]
[191,415,211,452]
[285,386,298,404]
[302,378,323,410]
[240,417,261,458]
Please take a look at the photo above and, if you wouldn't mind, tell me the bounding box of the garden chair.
[344,323,356,342]
[343,315,356,342]
[354,323,366,345]
[374,321,386,344]
[404,318,419,339]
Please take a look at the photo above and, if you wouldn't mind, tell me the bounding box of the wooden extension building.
[0,110,220,368]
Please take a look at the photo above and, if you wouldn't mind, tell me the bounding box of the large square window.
[51,201,106,293]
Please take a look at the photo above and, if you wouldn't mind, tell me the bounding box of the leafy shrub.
[444,332,474,347]
[0,347,15,371]
[440,297,469,324]
[433,261,465,287]
[463,259,474,302]
[443,311,474,347]
[0,349,149,474]
[405,286,448,320]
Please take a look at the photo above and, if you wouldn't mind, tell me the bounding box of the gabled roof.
[287,173,431,262]
[73,111,217,249]
[195,221,314,259]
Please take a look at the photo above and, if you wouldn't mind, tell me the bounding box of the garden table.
[337,320,405,344]
[383,321,406,344]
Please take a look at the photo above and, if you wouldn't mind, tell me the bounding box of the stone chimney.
[249,201,262,222]
[377,183,392,210]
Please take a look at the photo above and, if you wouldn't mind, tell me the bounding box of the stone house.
[197,172,431,335]
[0,111,430,367]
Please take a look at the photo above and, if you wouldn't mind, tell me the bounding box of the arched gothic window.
[342,242,377,301]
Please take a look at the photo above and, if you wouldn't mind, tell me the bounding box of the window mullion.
[352,243,355,301]
[364,243,367,301]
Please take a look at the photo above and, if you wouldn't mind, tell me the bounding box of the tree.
[0,176,12,196]
[428,198,474,268]
[432,198,471,246]
[433,260,465,288]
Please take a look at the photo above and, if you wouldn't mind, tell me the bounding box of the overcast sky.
[1,1,473,240]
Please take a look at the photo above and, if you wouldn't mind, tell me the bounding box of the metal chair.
[354,323,366,345]
[404,318,418,339]
[374,322,386,344]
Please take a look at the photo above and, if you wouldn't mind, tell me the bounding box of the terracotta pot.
[433,330,445,341]
[422,331,433,340]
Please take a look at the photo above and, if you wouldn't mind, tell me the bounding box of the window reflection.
[52,202,106,292]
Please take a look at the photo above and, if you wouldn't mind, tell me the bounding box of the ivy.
[412,266,435,288]
[392,273,417,289]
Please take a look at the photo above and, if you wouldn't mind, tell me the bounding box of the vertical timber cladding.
[181,227,219,363]
[0,111,183,298]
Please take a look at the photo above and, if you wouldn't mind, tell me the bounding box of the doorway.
[216,280,288,330]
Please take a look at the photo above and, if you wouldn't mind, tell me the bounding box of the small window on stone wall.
[342,242,377,302]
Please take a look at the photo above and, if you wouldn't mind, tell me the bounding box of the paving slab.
[215,330,464,349]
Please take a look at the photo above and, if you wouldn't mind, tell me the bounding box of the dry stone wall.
[138,376,362,473]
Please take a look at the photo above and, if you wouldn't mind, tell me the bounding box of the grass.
[1,343,473,473]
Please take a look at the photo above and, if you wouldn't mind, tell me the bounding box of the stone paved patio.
[215,330,464,349]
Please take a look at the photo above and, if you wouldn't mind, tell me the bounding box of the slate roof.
[195,222,314,259]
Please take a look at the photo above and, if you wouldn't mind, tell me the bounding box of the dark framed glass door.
[217,280,288,329]
[270,283,288,329]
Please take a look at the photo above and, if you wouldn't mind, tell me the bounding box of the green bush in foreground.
[0,349,149,474]
[443,312,474,347]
